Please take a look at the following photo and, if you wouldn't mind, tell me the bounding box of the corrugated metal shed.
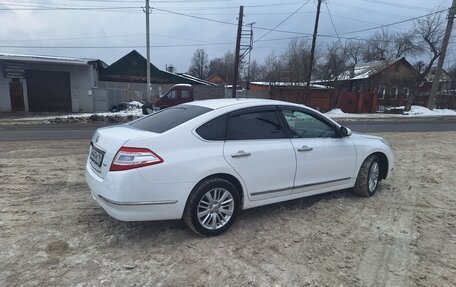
[0,53,96,66]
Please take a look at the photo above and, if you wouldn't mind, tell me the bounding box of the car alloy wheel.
[353,154,381,197]
[183,177,240,236]
[368,161,379,193]
[197,188,234,230]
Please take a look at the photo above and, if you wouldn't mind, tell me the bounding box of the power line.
[336,8,447,36]
[324,1,341,43]
[152,6,237,26]
[357,0,429,11]
[330,1,413,19]
[1,2,449,46]
[0,43,234,49]
[0,5,140,11]
[67,0,233,2]
[254,0,312,43]
[0,1,306,11]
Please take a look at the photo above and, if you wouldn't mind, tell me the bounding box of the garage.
[26,70,72,112]
[1,53,101,113]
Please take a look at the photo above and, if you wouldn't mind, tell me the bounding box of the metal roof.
[249,81,333,89]
[0,52,97,66]
[337,58,408,81]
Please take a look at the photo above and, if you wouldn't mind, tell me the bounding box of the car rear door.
[278,107,357,194]
[223,106,296,200]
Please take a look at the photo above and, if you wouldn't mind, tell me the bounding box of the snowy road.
[0,118,456,140]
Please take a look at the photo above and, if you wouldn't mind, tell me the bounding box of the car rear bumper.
[85,161,191,221]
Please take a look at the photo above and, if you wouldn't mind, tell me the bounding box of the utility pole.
[303,0,322,105]
[246,22,255,84]
[144,0,152,102]
[427,0,456,110]
[232,5,244,98]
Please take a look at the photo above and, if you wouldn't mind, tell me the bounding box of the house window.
[390,86,398,100]
[402,87,410,100]
[378,85,386,100]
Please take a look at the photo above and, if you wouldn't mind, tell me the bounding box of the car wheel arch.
[189,173,245,208]
[366,152,388,180]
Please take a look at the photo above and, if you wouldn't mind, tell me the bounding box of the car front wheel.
[183,178,240,236]
[353,155,380,197]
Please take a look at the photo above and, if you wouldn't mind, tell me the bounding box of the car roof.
[182,98,341,129]
[185,98,297,110]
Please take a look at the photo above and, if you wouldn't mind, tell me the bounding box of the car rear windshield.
[128,105,212,133]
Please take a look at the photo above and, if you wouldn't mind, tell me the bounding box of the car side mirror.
[340,126,352,137]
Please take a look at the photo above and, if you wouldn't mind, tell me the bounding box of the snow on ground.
[324,106,456,119]
[8,102,143,123]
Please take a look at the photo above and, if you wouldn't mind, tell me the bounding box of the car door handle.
[297,145,313,152]
[231,150,251,158]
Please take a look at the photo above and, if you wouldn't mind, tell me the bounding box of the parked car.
[142,84,226,115]
[142,84,193,115]
[86,99,394,236]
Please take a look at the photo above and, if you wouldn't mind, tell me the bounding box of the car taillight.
[110,147,163,171]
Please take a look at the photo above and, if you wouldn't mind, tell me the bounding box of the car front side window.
[281,109,337,138]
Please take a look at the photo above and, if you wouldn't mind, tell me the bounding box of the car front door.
[278,107,357,194]
[223,106,296,200]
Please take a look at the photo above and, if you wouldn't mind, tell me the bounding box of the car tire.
[183,178,240,237]
[353,155,380,197]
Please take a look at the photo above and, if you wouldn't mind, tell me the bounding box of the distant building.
[94,50,215,111]
[0,53,103,112]
[0,50,215,113]
[247,82,334,112]
[207,74,228,86]
[417,68,455,109]
[332,57,417,110]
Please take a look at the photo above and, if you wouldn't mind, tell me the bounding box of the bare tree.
[282,39,311,83]
[345,40,364,65]
[392,32,424,58]
[246,59,264,82]
[345,31,421,66]
[188,49,209,79]
[405,11,445,110]
[362,30,393,62]
[207,50,236,84]
[315,41,348,81]
[262,51,285,82]
[414,61,426,75]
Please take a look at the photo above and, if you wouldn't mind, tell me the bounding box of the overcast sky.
[0,0,454,72]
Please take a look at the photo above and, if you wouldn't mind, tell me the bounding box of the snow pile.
[402,105,456,116]
[325,109,347,116]
[46,101,145,123]
[127,101,143,109]
[325,106,456,119]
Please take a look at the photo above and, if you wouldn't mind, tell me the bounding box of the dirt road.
[1,132,455,286]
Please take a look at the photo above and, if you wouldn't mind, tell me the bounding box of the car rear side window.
[129,105,211,133]
[227,110,285,140]
[196,114,227,141]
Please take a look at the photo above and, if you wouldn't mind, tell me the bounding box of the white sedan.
[85,99,394,236]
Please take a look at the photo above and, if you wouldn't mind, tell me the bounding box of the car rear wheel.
[183,178,240,236]
[353,155,380,197]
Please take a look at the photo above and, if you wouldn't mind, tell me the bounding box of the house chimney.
[349,65,355,79]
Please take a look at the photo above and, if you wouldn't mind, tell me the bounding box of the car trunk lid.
[89,125,157,179]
